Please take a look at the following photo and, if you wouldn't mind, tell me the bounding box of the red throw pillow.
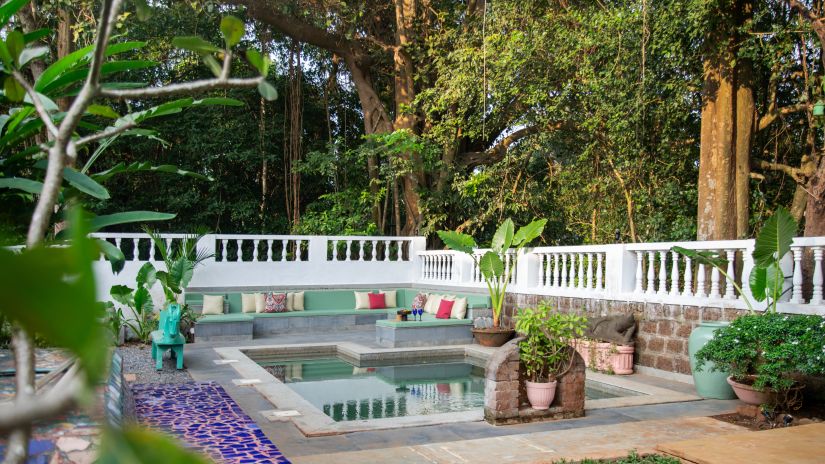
[436,299,454,319]
[368,292,386,309]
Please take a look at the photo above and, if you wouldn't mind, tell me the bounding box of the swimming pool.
[256,355,639,422]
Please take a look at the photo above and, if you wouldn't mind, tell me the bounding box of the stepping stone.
[261,409,302,421]
[232,378,261,386]
[213,359,238,365]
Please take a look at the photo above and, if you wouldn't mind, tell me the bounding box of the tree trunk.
[734,58,754,239]
[804,161,825,236]
[697,59,736,241]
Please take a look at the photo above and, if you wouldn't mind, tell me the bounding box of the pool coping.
[213,342,700,436]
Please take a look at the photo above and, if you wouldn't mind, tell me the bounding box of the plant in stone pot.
[438,218,547,347]
[515,302,587,410]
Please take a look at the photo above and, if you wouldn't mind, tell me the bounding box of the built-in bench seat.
[188,288,489,342]
[375,314,474,347]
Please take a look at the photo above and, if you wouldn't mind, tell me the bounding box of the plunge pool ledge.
[212,342,700,437]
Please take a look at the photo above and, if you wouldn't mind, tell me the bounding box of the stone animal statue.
[584,314,637,345]
[161,303,182,340]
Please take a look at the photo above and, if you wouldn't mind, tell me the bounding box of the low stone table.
[375,318,473,347]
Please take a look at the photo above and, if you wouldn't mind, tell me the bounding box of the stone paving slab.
[292,416,745,464]
[657,422,825,464]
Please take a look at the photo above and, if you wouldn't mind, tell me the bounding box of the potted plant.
[515,301,587,409]
[673,207,816,403]
[694,311,825,405]
[110,262,157,344]
[438,218,547,347]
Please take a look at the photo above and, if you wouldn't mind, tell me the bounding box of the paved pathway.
[292,416,745,464]
[132,382,290,463]
[658,422,825,464]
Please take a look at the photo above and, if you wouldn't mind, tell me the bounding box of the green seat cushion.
[251,308,396,318]
[197,314,254,323]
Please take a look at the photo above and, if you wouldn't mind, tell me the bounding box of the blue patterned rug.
[132,382,290,463]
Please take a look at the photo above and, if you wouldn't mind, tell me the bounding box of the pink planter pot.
[611,345,635,375]
[727,376,774,406]
[595,342,613,371]
[525,380,558,410]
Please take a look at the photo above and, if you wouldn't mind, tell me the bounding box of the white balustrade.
[84,233,824,315]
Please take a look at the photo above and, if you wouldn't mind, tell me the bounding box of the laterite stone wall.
[504,293,749,376]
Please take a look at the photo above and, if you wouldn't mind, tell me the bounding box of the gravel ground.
[118,343,193,384]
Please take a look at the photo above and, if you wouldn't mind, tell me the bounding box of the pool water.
[258,356,486,422]
[256,356,639,422]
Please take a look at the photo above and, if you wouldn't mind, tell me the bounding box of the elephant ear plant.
[438,218,547,328]
[109,262,157,344]
[672,206,798,314]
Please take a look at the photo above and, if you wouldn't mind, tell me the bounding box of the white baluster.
[384,240,391,261]
[280,239,287,261]
[561,253,568,288]
[114,238,122,259]
[265,239,273,262]
[253,239,260,261]
[682,256,693,296]
[789,246,804,304]
[544,254,551,287]
[811,247,823,305]
[696,262,707,298]
[371,240,378,261]
[569,253,577,288]
[234,239,241,261]
[358,240,365,261]
[634,251,644,294]
[670,251,680,296]
[596,253,604,291]
[554,253,561,287]
[577,253,585,289]
[657,251,668,295]
[724,250,736,299]
[132,238,140,262]
[221,239,228,262]
[709,252,721,299]
[646,251,655,295]
[396,240,404,261]
[436,255,442,280]
[344,240,352,261]
[332,240,338,261]
[420,256,427,280]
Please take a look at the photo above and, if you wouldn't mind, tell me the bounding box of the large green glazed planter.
[688,321,737,399]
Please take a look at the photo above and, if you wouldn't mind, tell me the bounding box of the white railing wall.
[416,237,825,315]
[90,233,426,301]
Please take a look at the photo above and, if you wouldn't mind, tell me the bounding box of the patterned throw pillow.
[264,292,288,313]
[411,293,428,310]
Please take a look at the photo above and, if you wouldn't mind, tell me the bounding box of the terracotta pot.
[611,345,635,375]
[472,328,515,347]
[595,342,613,371]
[525,380,558,410]
[727,376,775,406]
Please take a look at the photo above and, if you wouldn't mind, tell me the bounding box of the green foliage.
[0,208,107,383]
[695,313,825,393]
[438,218,546,326]
[110,262,157,343]
[556,451,680,464]
[516,301,587,382]
[145,229,212,304]
[97,426,210,464]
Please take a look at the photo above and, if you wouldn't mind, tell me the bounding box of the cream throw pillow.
[254,293,266,313]
[424,294,443,314]
[241,293,258,313]
[450,296,468,319]
[290,291,305,311]
[286,292,295,311]
[202,294,224,315]
[379,290,397,308]
[354,291,371,309]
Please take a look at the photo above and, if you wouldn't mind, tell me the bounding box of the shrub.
[695,312,825,391]
[516,301,587,382]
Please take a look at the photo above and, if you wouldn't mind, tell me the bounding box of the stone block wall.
[484,337,585,425]
[505,293,748,376]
